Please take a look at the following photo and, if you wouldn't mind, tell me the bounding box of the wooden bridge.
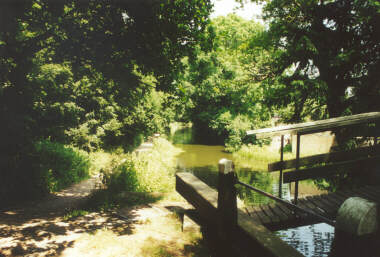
[245,184,380,231]
[176,112,380,257]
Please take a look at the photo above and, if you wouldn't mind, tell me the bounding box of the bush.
[102,138,181,194]
[33,140,90,193]
[224,114,252,152]
[0,140,90,206]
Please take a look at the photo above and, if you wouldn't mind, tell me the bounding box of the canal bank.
[171,126,334,257]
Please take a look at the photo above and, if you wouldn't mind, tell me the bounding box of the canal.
[171,126,334,257]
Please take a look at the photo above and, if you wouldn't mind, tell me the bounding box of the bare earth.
[0,178,200,257]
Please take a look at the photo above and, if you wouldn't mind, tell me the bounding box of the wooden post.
[218,159,237,240]
[294,134,300,204]
[279,135,284,198]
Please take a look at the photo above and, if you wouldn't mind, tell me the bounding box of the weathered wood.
[176,172,304,257]
[279,135,284,197]
[283,155,380,183]
[176,172,218,224]
[247,112,380,138]
[261,204,281,224]
[317,195,341,216]
[268,203,289,222]
[298,198,326,217]
[350,188,379,202]
[236,209,305,257]
[217,159,237,240]
[268,144,380,172]
[322,193,344,206]
[251,206,272,225]
[294,134,301,204]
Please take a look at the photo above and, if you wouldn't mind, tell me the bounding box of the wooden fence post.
[218,158,237,240]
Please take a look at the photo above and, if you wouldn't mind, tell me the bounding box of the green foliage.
[224,114,253,152]
[85,138,180,211]
[0,140,90,205]
[0,0,211,203]
[258,0,380,120]
[233,144,292,171]
[63,209,89,221]
[103,138,181,193]
[33,140,90,193]
[175,15,273,148]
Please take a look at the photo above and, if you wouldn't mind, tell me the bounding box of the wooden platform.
[245,185,380,231]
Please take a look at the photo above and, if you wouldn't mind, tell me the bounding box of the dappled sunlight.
[0,210,135,256]
[59,201,208,257]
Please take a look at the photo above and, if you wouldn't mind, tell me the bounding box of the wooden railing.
[268,143,380,201]
[247,112,380,203]
[176,159,305,257]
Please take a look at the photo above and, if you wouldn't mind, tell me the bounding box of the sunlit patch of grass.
[61,204,210,257]
[63,209,89,221]
[233,144,293,171]
[84,190,163,212]
[88,150,127,176]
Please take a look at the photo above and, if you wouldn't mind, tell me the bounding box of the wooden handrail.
[175,159,305,257]
[268,144,380,172]
[283,155,380,183]
[247,112,380,138]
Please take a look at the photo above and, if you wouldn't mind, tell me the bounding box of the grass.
[84,138,183,212]
[58,137,211,256]
[60,201,210,257]
[63,209,90,221]
[233,144,294,171]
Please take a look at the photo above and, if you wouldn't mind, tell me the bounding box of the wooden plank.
[283,155,380,183]
[175,173,218,224]
[334,190,357,201]
[322,193,344,206]
[247,112,380,138]
[364,185,380,195]
[355,187,379,199]
[350,188,379,202]
[244,206,262,223]
[217,159,237,237]
[306,195,336,217]
[260,205,279,224]
[246,206,265,224]
[317,195,341,216]
[297,198,327,217]
[268,145,380,172]
[236,209,305,257]
[275,202,296,218]
[176,173,304,257]
[249,206,272,225]
[268,203,290,222]
[260,204,281,224]
[329,192,347,204]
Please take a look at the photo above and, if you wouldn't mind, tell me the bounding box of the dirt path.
[0,177,103,256]
[0,177,206,257]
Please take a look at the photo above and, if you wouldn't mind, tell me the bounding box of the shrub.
[102,138,181,194]
[224,114,252,152]
[33,140,90,193]
[0,140,90,206]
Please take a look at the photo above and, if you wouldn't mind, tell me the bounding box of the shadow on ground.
[0,177,148,256]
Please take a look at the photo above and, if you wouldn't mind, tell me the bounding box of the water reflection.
[277,223,334,257]
[175,143,276,205]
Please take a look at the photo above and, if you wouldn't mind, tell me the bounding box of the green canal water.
[171,126,334,257]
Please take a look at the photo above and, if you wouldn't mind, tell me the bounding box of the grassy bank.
[232,144,293,171]
[62,138,212,256]
[85,137,183,211]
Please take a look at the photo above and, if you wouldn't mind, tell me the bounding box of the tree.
[257,0,380,120]
[175,14,272,148]
[0,0,212,202]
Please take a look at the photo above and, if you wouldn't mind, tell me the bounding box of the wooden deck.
[245,185,380,231]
